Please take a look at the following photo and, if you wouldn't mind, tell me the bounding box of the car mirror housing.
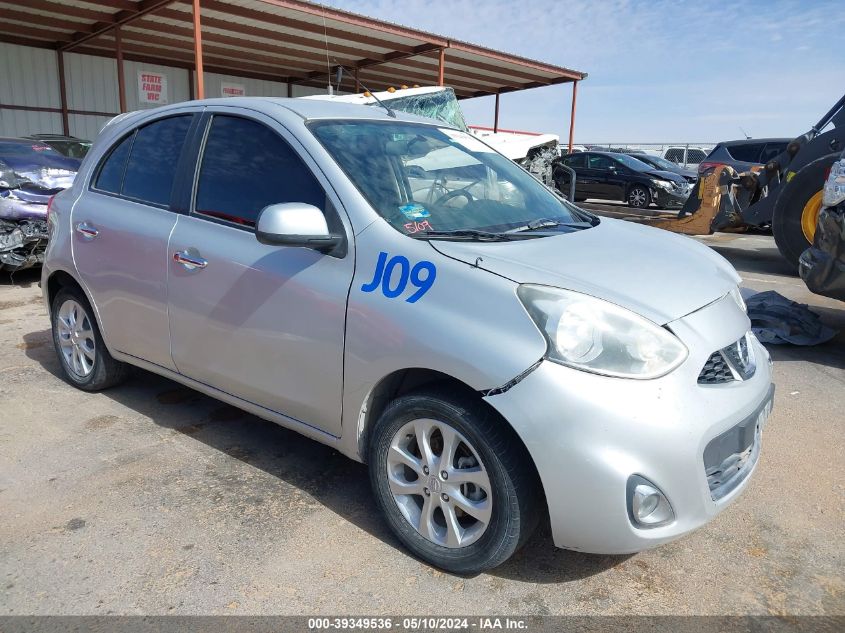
[255,203,343,254]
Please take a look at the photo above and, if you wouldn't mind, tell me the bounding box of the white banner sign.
[138,71,168,105]
[221,82,246,98]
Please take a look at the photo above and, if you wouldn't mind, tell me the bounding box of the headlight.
[822,158,845,208]
[651,179,674,190]
[517,285,688,379]
[729,286,747,313]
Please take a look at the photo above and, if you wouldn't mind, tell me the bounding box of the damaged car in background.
[0,138,78,272]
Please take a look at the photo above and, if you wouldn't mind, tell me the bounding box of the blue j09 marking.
[361,251,436,303]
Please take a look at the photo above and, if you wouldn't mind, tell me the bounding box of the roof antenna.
[739,126,751,139]
[321,13,333,95]
[333,61,396,118]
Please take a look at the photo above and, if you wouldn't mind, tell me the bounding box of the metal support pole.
[493,93,500,133]
[567,80,578,153]
[56,50,69,135]
[438,48,445,87]
[115,26,126,113]
[188,68,194,100]
[287,82,293,97]
[192,0,205,99]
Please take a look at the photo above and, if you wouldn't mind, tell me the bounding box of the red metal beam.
[192,0,205,98]
[60,0,179,52]
[438,48,445,87]
[57,50,69,134]
[0,103,119,118]
[115,26,127,113]
[568,80,578,153]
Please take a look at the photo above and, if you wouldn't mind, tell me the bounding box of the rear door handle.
[75,222,99,239]
[173,250,208,270]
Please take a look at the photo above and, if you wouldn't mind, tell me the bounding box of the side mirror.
[255,203,342,254]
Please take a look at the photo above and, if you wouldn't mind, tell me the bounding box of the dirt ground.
[1,232,843,616]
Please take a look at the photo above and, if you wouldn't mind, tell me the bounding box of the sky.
[320,0,845,144]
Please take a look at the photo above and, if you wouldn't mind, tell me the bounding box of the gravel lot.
[1,232,843,616]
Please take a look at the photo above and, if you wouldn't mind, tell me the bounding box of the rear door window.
[563,153,586,168]
[588,154,611,170]
[194,115,326,228]
[95,134,133,194]
[726,143,764,163]
[121,116,192,206]
[760,142,787,163]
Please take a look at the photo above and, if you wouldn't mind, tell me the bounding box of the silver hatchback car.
[43,98,774,574]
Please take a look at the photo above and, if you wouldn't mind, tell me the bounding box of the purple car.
[0,137,78,272]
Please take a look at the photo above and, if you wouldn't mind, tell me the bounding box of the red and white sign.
[221,82,246,98]
[138,71,168,105]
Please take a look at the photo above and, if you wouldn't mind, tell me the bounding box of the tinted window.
[95,134,133,194]
[564,153,586,168]
[195,116,326,227]
[760,142,787,163]
[588,155,611,170]
[122,116,192,206]
[726,143,763,163]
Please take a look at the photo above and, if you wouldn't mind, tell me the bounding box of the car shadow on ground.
[0,267,41,288]
[22,328,626,584]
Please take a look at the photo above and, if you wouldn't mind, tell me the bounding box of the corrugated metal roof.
[0,0,586,98]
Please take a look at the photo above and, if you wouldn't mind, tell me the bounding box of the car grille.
[698,351,734,384]
[697,333,756,384]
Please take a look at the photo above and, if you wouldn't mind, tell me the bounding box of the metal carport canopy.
[0,0,587,143]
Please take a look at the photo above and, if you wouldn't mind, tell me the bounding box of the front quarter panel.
[341,221,547,458]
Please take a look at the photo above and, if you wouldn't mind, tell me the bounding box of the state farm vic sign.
[138,71,168,105]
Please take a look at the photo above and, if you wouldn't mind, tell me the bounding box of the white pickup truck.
[304,86,560,185]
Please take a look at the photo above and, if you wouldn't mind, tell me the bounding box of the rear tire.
[51,286,129,391]
[773,154,837,269]
[368,389,540,574]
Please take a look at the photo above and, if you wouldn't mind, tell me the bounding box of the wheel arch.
[354,366,548,508]
[46,269,114,354]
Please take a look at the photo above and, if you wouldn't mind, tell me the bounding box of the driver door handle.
[173,250,208,270]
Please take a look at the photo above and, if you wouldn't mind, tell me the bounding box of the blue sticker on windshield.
[399,203,430,220]
[361,251,437,303]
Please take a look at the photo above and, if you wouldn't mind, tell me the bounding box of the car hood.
[429,217,740,324]
[643,169,687,184]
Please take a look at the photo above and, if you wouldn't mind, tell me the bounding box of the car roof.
[149,96,447,127]
[25,134,87,141]
[718,138,791,146]
[0,136,44,143]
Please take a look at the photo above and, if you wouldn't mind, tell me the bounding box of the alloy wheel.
[56,299,96,378]
[629,187,648,207]
[386,418,492,548]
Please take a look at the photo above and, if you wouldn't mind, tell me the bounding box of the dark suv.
[554,151,691,209]
[699,138,790,175]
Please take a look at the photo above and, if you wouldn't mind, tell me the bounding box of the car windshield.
[611,154,653,171]
[373,88,469,131]
[44,140,92,159]
[310,120,590,237]
[0,141,63,158]
[644,155,678,170]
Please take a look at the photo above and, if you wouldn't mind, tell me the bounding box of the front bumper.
[653,187,690,209]
[485,294,773,554]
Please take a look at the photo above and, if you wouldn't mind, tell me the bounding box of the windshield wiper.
[506,219,593,233]
[411,229,526,241]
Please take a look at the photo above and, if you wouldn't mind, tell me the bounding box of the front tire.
[368,390,540,574]
[773,154,838,269]
[51,286,129,391]
[627,185,651,208]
